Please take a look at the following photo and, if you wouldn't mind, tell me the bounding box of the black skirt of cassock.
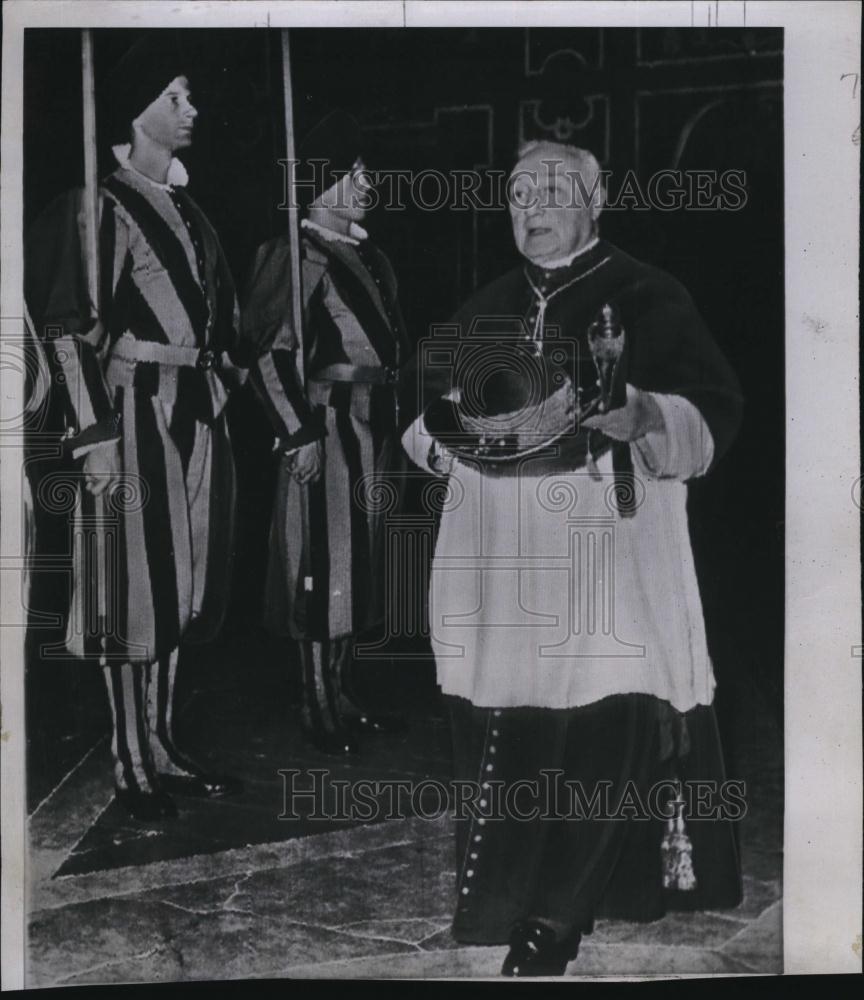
[446,693,743,944]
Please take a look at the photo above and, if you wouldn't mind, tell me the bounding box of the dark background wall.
[23,27,783,808]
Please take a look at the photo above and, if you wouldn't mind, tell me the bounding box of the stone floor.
[26,639,783,983]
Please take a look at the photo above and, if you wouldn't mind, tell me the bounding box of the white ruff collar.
[112,144,189,190]
[301,218,368,246]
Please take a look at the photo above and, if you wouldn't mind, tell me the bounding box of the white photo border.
[1,0,860,984]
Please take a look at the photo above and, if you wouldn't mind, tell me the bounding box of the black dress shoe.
[501,920,580,978]
[159,772,245,798]
[115,786,178,822]
[348,713,408,736]
[302,725,359,757]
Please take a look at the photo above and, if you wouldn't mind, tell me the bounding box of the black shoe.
[348,713,408,736]
[501,920,580,978]
[114,785,178,822]
[302,725,360,757]
[159,773,245,798]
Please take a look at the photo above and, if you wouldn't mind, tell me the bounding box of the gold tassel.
[661,783,697,891]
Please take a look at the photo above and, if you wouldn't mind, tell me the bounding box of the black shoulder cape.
[399,239,743,470]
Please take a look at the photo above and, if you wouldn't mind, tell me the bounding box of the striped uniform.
[242,226,409,642]
[26,166,245,793]
[27,166,244,666]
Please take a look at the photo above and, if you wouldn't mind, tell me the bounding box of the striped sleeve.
[250,329,325,450]
[241,238,325,451]
[26,189,124,456]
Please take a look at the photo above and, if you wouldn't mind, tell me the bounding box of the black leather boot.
[299,640,360,756]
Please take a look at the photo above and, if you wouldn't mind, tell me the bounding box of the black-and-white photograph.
[1,0,860,984]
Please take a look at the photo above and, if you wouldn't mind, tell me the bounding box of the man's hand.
[582,384,665,442]
[427,440,456,477]
[288,441,323,484]
[83,442,121,496]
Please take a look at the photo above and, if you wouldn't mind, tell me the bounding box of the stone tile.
[130,834,456,933]
[383,913,761,970]
[29,742,113,855]
[28,896,190,987]
[34,815,450,912]
[720,901,782,974]
[739,847,783,883]
[29,883,419,985]
[229,839,457,929]
[28,742,115,886]
[55,783,382,877]
[158,912,417,981]
[284,944,508,979]
[420,927,461,952]
[52,947,185,987]
[27,629,784,983]
[136,872,258,915]
[334,918,452,946]
[283,941,756,979]
[50,713,454,879]
[711,876,781,922]
[589,910,747,949]
[55,810,224,878]
[574,942,758,977]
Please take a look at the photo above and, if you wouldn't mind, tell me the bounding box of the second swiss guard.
[241,110,412,756]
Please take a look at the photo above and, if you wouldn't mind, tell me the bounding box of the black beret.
[103,31,188,145]
[296,108,363,210]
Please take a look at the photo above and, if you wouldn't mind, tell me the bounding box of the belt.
[111,339,224,371]
[311,363,398,385]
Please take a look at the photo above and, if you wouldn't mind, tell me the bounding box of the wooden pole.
[281,30,314,596]
[280,30,305,388]
[81,29,108,660]
[81,29,100,318]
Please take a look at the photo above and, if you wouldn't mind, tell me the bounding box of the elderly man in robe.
[400,140,744,976]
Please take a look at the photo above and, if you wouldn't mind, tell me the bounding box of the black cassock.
[401,239,744,947]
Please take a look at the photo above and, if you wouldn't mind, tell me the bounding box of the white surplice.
[402,392,717,712]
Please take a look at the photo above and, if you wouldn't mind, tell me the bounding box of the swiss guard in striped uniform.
[25,34,246,821]
[242,111,411,756]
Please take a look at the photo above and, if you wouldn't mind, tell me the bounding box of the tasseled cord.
[661,781,697,891]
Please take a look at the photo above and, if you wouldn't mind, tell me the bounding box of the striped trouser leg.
[299,639,346,733]
[103,662,159,793]
[146,647,201,777]
[333,636,362,717]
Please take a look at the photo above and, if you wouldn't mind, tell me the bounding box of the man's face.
[316,159,373,222]
[508,147,601,265]
[134,76,197,153]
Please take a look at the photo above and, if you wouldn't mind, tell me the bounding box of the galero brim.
[422,395,603,470]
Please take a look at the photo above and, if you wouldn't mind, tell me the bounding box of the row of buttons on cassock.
[461,709,503,899]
